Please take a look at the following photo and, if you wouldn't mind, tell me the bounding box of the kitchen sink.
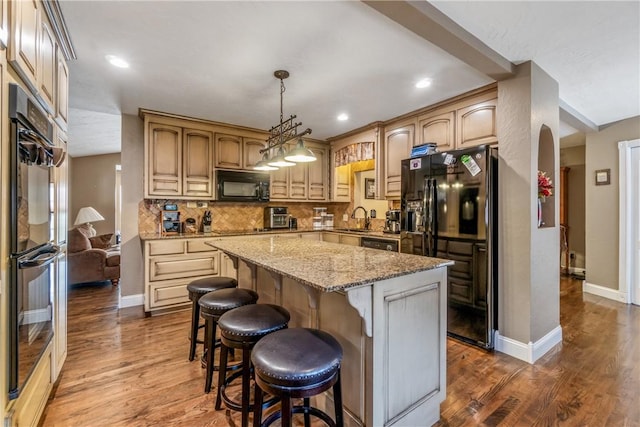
[333,228,370,233]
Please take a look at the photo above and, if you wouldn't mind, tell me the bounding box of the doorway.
[619,139,640,305]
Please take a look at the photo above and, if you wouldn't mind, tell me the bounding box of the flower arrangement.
[538,170,553,200]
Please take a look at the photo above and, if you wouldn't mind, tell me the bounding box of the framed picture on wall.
[365,178,375,199]
[595,169,610,185]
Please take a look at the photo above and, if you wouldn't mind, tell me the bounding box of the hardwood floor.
[41,277,639,426]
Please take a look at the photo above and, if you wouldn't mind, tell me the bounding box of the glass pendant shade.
[267,147,295,167]
[284,139,317,163]
[253,152,279,171]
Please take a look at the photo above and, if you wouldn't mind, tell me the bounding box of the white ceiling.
[59,1,639,158]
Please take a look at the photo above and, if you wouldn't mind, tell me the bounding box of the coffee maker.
[384,210,401,234]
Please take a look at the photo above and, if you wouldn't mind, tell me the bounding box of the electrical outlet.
[569,251,576,260]
[342,214,349,222]
[197,202,208,208]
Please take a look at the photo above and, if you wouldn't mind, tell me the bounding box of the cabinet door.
[456,99,497,148]
[322,233,340,244]
[38,16,56,112]
[54,130,68,246]
[215,133,243,169]
[53,252,67,380]
[333,164,351,202]
[220,253,238,280]
[0,0,7,47]
[147,123,182,197]
[270,168,289,199]
[9,0,39,90]
[340,235,361,246]
[56,46,69,128]
[183,128,213,198]
[384,125,414,198]
[308,147,327,200]
[243,138,265,170]
[418,110,454,152]
[289,164,308,199]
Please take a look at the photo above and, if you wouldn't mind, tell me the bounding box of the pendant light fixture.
[254,70,315,171]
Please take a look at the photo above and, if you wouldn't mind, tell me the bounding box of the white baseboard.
[569,267,585,275]
[119,293,144,308]
[494,325,562,364]
[582,281,628,303]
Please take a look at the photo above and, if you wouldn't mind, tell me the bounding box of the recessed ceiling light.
[105,55,129,68]
[337,113,349,121]
[415,78,432,89]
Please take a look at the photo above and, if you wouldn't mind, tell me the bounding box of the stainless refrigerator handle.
[425,178,434,256]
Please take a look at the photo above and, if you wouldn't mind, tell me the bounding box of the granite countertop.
[207,237,452,292]
[139,228,401,241]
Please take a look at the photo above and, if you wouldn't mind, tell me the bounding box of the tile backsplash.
[138,199,393,234]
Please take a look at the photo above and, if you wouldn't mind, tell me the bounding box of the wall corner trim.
[494,325,563,364]
[582,281,628,303]
[119,293,144,308]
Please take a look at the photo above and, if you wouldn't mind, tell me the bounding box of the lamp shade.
[267,147,295,167]
[284,139,317,163]
[74,207,105,225]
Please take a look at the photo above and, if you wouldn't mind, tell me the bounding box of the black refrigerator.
[400,145,498,349]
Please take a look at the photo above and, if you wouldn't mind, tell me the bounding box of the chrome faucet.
[351,206,371,230]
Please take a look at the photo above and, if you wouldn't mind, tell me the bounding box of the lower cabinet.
[144,238,234,312]
[437,238,486,308]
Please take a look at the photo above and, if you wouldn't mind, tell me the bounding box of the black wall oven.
[8,83,59,399]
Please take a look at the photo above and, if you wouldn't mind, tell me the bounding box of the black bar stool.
[198,288,259,393]
[216,304,290,427]
[251,328,344,427]
[187,276,237,361]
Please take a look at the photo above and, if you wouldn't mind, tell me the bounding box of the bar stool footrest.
[260,404,337,427]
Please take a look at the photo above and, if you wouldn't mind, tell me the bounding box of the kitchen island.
[207,237,453,427]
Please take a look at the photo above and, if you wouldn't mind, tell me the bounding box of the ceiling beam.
[559,100,599,133]
[363,0,514,80]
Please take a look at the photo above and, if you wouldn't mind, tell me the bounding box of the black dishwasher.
[360,237,399,252]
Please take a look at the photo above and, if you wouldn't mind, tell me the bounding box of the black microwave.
[216,170,270,202]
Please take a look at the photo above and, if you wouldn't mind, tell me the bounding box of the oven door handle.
[18,245,60,269]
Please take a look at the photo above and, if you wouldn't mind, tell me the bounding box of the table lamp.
[74,207,105,237]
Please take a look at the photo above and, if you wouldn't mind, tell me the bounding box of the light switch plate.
[187,202,197,208]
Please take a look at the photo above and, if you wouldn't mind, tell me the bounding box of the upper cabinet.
[215,133,265,170]
[455,98,497,148]
[8,0,59,113]
[418,110,455,152]
[55,45,69,128]
[145,117,214,199]
[383,120,415,199]
[0,0,8,47]
[270,141,329,202]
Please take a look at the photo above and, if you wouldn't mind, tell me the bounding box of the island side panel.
[254,266,368,427]
[372,267,447,427]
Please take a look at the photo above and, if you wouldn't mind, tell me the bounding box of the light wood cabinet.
[0,0,7,47]
[145,120,214,199]
[147,123,182,197]
[9,0,39,88]
[333,164,351,202]
[270,142,329,202]
[322,232,361,246]
[183,128,214,198]
[55,46,69,128]
[384,123,414,199]
[52,251,67,380]
[215,133,266,170]
[8,0,58,113]
[418,110,455,151]
[455,98,497,148]
[38,15,56,111]
[144,238,236,312]
[308,147,327,200]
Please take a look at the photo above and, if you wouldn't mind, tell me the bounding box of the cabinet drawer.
[447,241,474,255]
[148,240,185,256]
[449,278,473,305]
[187,240,218,253]
[149,254,219,281]
[149,281,190,308]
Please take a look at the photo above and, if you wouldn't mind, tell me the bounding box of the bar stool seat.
[216,304,290,427]
[199,288,258,393]
[251,328,344,427]
[187,276,237,362]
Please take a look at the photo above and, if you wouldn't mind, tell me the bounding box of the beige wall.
[560,145,586,269]
[70,153,121,236]
[585,116,640,290]
[497,61,560,346]
[121,114,145,298]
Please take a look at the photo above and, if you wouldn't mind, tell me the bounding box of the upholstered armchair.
[67,227,120,286]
